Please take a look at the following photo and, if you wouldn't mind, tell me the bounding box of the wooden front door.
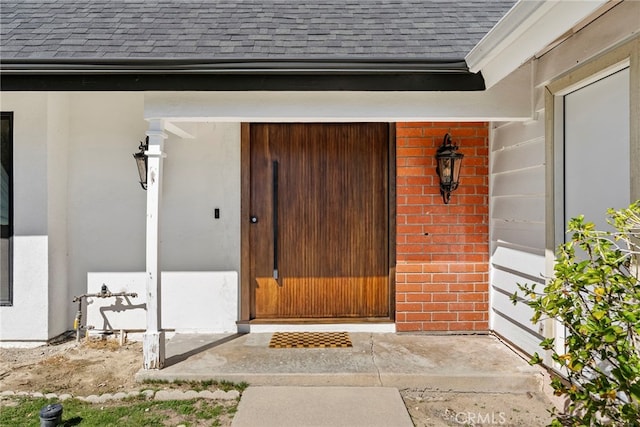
[249,123,390,319]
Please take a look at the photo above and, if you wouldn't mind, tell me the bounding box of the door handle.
[250,216,258,223]
[272,161,280,282]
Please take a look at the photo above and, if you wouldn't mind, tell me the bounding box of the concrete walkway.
[136,333,541,393]
[136,333,544,427]
[231,386,413,427]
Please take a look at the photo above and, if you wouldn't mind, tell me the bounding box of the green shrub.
[513,201,640,426]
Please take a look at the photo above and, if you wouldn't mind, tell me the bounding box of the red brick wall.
[395,122,489,332]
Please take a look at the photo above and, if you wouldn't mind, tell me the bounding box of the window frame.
[544,38,640,368]
[1,112,13,306]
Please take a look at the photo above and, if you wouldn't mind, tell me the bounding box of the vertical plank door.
[250,123,389,319]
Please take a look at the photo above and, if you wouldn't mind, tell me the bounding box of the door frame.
[238,122,396,323]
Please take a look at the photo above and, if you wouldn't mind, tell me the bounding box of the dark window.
[1,112,13,305]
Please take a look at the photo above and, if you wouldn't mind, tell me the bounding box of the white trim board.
[143,68,533,122]
[240,323,397,334]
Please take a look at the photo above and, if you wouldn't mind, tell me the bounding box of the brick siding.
[395,122,489,332]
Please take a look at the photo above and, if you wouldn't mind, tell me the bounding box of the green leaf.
[527,202,640,426]
[568,359,584,372]
[510,292,519,305]
[540,337,555,350]
[629,382,640,401]
[529,352,542,365]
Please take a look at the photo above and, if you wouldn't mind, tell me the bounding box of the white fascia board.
[466,0,608,89]
[466,0,552,72]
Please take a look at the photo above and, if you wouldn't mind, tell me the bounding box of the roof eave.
[0,57,471,74]
[0,58,486,91]
[465,0,608,89]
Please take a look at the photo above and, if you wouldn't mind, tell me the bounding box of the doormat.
[268,332,352,348]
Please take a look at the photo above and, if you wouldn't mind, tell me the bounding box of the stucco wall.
[1,92,242,344]
[160,122,241,272]
[0,93,55,343]
[66,93,148,329]
[47,93,71,338]
[395,122,489,332]
[85,271,238,333]
[66,94,241,333]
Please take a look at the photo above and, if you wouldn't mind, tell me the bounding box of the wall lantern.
[133,137,149,190]
[435,133,464,204]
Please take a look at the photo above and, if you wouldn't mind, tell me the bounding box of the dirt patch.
[0,337,142,396]
[0,337,238,426]
[401,388,555,426]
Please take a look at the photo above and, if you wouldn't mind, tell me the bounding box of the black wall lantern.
[133,137,149,190]
[435,133,464,204]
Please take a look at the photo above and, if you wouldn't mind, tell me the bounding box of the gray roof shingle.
[1,0,515,61]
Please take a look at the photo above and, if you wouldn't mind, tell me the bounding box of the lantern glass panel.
[438,157,453,184]
[451,156,462,189]
[134,154,147,186]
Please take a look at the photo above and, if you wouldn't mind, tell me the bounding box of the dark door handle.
[272,161,280,282]
[250,216,258,223]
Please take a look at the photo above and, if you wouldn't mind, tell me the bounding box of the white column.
[142,119,167,370]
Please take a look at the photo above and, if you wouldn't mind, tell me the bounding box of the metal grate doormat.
[269,332,353,348]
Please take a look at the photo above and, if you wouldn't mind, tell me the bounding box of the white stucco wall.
[1,92,241,344]
[0,93,53,344]
[66,92,148,320]
[160,122,241,272]
[85,271,238,333]
[66,94,241,334]
[47,93,71,338]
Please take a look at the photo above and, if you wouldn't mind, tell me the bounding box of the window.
[561,68,630,236]
[1,112,13,305]
[548,54,635,364]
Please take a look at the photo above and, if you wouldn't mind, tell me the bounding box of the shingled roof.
[0,0,516,91]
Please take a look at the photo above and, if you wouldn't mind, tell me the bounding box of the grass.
[0,395,238,426]
[0,381,247,426]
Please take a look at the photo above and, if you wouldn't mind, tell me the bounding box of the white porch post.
[142,119,167,370]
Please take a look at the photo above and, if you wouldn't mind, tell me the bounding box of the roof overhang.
[0,58,485,91]
[465,0,609,89]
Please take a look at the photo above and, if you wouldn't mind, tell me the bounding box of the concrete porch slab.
[135,333,542,393]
